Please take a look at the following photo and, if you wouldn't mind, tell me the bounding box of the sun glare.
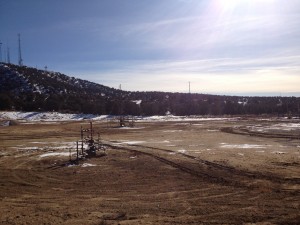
[221,0,240,6]
[218,0,275,9]
[218,0,242,9]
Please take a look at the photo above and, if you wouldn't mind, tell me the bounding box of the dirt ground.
[0,118,299,225]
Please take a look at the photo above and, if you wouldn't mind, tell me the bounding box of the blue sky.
[1,0,300,96]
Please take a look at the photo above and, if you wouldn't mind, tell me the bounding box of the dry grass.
[0,118,299,224]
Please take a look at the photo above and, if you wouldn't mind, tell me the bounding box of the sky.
[0,0,300,96]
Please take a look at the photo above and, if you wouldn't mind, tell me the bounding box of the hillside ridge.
[0,63,299,116]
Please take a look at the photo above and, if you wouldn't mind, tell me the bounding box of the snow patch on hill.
[0,111,254,123]
[0,111,108,121]
[0,111,239,122]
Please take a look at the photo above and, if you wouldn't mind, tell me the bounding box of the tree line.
[1,91,299,117]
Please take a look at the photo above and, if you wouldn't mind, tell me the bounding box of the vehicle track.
[221,127,300,139]
[103,141,300,192]
[0,149,62,189]
[127,143,300,184]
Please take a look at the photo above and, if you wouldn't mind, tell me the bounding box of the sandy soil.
[0,118,299,224]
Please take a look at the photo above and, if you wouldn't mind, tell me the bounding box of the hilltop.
[0,63,299,116]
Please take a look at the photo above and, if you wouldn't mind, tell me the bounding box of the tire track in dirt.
[221,126,300,139]
[103,141,300,192]
[128,143,300,185]
[3,150,61,188]
[4,158,41,188]
[103,142,243,188]
[104,142,234,185]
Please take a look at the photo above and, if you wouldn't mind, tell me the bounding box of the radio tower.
[18,34,23,66]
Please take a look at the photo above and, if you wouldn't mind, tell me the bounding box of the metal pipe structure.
[75,122,106,160]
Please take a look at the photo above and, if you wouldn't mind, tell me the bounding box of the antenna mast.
[0,42,2,62]
[7,47,10,64]
[18,34,23,66]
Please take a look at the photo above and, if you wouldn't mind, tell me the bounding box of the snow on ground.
[121,141,146,145]
[178,149,187,153]
[116,139,173,146]
[220,143,268,149]
[0,111,109,122]
[82,163,97,167]
[163,130,183,133]
[269,123,300,130]
[141,115,238,122]
[3,111,298,124]
[0,111,243,122]
[249,123,300,132]
[117,127,145,130]
[39,152,74,158]
[7,141,82,159]
[17,147,39,150]
[131,100,142,105]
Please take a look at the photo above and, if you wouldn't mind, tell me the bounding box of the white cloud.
[81,54,300,95]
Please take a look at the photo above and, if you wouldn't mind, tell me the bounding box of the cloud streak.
[73,53,300,95]
[2,0,300,96]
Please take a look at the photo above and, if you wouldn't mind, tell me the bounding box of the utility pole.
[0,42,2,62]
[18,34,23,66]
[7,47,10,64]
